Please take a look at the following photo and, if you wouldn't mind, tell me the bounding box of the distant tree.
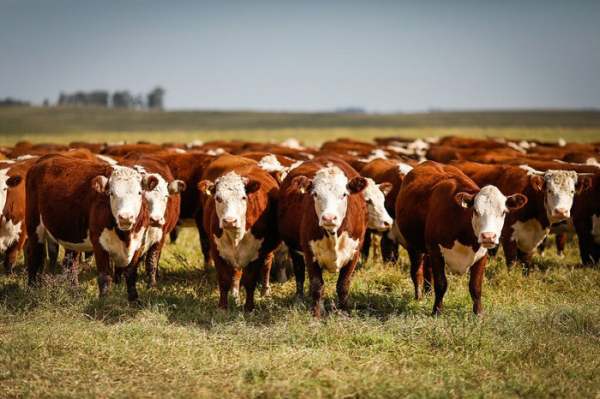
[0,97,30,107]
[112,91,135,109]
[147,87,165,110]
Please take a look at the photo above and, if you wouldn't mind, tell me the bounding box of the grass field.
[1,109,600,397]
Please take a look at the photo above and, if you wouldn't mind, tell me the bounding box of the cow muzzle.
[117,213,135,231]
[480,232,498,248]
[320,213,339,230]
[222,216,240,230]
[149,215,166,227]
[552,208,570,220]
[376,219,393,232]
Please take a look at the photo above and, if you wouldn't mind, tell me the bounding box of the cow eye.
[502,210,508,216]
[343,192,348,197]
[242,195,248,200]
[216,196,222,203]
[365,198,372,204]
[138,191,143,196]
[473,209,480,216]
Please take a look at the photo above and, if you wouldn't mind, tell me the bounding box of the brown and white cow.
[198,155,281,312]
[0,158,36,273]
[452,160,592,272]
[119,153,185,288]
[26,155,155,300]
[278,157,368,317]
[397,161,527,315]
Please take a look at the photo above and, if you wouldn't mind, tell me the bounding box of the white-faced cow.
[396,161,527,315]
[26,155,155,300]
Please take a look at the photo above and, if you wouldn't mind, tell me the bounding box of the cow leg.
[145,242,163,289]
[381,234,399,264]
[114,266,123,284]
[46,237,59,272]
[517,248,533,276]
[93,248,113,298]
[123,260,140,303]
[537,236,547,256]
[169,226,181,244]
[406,246,424,301]
[272,244,289,283]
[422,255,434,296]
[336,261,357,316]
[359,230,372,265]
[213,254,233,310]
[231,268,243,306]
[502,238,519,271]
[307,262,325,318]
[260,252,274,297]
[63,250,80,287]
[3,242,20,274]
[555,233,567,258]
[469,254,487,315]
[289,249,306,303]
[429,251,447,316]
[242,264,262,313]
[27,236,46,287]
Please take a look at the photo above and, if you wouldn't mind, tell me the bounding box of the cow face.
[456,185,527,248]
[134,167,185,227]
[92,166,148,231]
[293,167,367,233]
[362,178,393,231]
[205,172,261,231]
[530,170,582,223]
[0,169,23,217]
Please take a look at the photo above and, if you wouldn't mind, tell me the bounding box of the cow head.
[199,171,261,232]
[0,169,23,218]
[527,168,592,223]
[362,178,393,231]
[456,185,527,248]
[92,165,151,231]
[134,166,185,227]
[292,166,367,234]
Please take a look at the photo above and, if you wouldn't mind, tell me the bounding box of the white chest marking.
[309,231,360,273]
[510,219,550,253]
[592,215,600,245]
[99,227,146,267]
[439,240,487,275]
[0,220,22,252]
[141,226,163,254]
[213,230,264,269]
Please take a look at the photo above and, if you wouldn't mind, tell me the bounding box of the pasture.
[1,108,600,397]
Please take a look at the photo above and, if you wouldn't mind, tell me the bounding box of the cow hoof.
[338,310,350,317]
[294,294,305,305]
[261,286,272,298]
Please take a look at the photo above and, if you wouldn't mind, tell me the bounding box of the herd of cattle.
[0,136,598,317]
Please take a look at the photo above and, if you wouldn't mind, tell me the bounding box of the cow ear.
[506,193,528,211]
[576,174,593,194]
[245,179,261,194]
[455,192,475,209]
[530,175,544,191]
[378,182,393,197]
[168,180,186,194]
[143,175,159,191]
[292,176,312,194]
[92,176,109,194]
[347,176,367,194]
[6,174,23,188]
[198,180,215,196]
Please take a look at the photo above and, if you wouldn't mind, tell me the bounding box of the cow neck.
[222,220,247,248]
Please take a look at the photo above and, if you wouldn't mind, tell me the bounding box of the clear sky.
[1,0,599,112]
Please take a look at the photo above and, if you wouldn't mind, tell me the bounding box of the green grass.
[1,229,599,398]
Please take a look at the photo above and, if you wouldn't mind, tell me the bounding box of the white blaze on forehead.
[215,172,248,229]
[134,166,169,223]
[108,165,144,223]
[398,163,413,176]
[362,178,392,231]
[471,185,509,244]
[258,154,285,172]
[0,169,10,216]
[312,167,350,230]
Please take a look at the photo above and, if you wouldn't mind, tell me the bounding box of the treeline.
[57,87,165,109]
[0,97,31,107]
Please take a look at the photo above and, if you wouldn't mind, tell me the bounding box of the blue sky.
[1,0,599,112]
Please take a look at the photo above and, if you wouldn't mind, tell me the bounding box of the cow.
[0,158,36,273]
[278,157,368,317]
[396,161,527,315]
[118,153,186,288]
[359,158,414,263]
[25,155,155,301]
[452,160,593,272]
[198,155,281,312]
